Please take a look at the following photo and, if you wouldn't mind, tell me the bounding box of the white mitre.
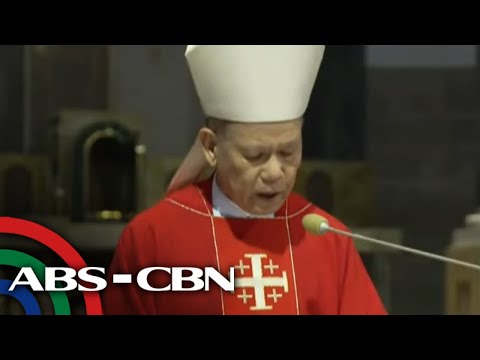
[167,45,326,194]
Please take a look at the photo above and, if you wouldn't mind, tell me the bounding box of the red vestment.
[101,177,387,315]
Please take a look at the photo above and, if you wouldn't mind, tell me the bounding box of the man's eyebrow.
[239,144,265,152]
[281,139,299,148]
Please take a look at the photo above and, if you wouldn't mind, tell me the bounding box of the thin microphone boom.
[302,214,480,272]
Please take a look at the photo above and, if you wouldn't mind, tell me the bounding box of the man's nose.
[260,156,283,183]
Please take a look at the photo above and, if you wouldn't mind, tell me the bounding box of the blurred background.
[0,45,479,315]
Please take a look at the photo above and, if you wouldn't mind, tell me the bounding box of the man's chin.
[251,198,285,216]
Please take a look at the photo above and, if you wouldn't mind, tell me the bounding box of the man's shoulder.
[126,183,208,230]
[112,184,210,257]
[288,191,353,256]
[287,191,347,227]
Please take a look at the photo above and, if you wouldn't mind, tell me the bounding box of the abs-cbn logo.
[0,216,235,315]
[9,267,236,292]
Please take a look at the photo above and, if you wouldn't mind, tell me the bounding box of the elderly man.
[101,45,387,315]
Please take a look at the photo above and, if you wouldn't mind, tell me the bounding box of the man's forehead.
[212,117,303,127]
[223,120,303,143]
[227,118,303,131]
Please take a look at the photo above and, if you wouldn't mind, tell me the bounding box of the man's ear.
[199,127,217,167]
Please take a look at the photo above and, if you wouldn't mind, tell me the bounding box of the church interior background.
[0,45,479,315]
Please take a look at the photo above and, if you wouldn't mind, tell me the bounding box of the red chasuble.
[101,177,387,315]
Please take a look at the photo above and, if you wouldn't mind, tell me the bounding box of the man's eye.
[245,154,262,161]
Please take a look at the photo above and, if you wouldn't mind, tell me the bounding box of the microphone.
[302,213,480,272]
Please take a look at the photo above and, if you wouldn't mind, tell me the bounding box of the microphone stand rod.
[324,225,480,272]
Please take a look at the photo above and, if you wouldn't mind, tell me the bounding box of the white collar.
[211,175,274,219]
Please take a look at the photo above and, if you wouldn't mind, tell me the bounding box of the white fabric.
[185,45,325,122]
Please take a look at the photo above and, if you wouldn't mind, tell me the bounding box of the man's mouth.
[257,192,281,200]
